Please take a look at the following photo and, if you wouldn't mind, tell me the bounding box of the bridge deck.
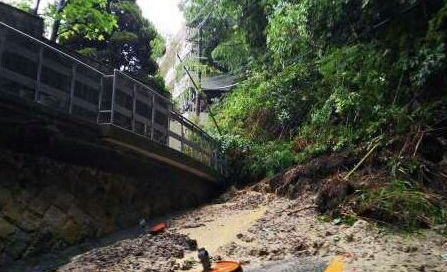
[0,19,226,179]
[0,89,220,183]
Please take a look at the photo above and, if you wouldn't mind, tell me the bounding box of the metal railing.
[0,20,226,175]
[0,21,106,122]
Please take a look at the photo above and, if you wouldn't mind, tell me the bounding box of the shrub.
[355,179,447,230]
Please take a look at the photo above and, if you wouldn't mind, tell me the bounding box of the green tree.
[180,0,268,73]
[49,0,116,42]
[62,0,165,86]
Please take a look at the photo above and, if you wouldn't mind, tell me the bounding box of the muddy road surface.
[6,189,447,272]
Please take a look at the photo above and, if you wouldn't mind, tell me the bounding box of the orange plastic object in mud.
[150,223,167,234]
[203,261,242,272]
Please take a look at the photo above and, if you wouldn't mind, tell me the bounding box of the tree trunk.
[50,0,67,42]
[32,0,42,15]
[106,0,113,13]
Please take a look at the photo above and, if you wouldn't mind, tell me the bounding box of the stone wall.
[0,148,216,267]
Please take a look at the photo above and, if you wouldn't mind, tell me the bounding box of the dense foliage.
[181,0,447,229]
[182,0,447,181]
[51,0,117,42]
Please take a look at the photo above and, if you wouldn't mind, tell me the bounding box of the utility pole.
[177,53,222,136]
[50,0,67,42]
[32,0,42,15]
[195,27,203,118]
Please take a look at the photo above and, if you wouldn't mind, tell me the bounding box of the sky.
[137,0,185,37]
[2,0,185,37]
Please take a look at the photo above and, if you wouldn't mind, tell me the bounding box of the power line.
[187,0,216,27]
[180,0,267,92]
[176,53,223,136]
[197,10,213,30]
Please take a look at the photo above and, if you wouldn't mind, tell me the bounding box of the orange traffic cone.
[201,261,242,272]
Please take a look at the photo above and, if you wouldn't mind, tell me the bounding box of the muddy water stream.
[5,204,268,272]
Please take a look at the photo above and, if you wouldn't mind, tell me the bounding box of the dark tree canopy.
[181,0,447,185]
[62,0,164,79]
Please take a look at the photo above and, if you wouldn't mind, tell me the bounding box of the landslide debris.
[26,188,447,272]
[57,232,197,272]
[250,145,447,230]
[172,190,447,272]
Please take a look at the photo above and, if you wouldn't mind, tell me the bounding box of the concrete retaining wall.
[0,149,215,266]
[0,92,220,267]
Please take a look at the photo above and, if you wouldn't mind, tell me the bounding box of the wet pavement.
[245,258,327,272]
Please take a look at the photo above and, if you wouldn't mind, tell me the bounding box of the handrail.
[0,19,226,176]
[0,20,107,76]
[170,110,215,142]
[113,69,171,103]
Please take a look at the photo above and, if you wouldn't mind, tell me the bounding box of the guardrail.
[0,20,226,176]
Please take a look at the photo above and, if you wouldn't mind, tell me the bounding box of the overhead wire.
[176,53,223,135]
[179,0,269,98]
[187,0,216,27]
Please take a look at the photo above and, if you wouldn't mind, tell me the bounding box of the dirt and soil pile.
[57,232,197,272]
[225,193,447,272]
[174,190,447,272]
[26,188,446,272]
[250,141,447,228]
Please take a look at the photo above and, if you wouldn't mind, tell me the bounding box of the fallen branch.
[344,143,380,180]
[393,70,404,105]
[181,223,206,229]
[275,178,294,195]
[356,215,395,228]
[413,132,425,158]
[287,205,318,216]
[439,171,447,179]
